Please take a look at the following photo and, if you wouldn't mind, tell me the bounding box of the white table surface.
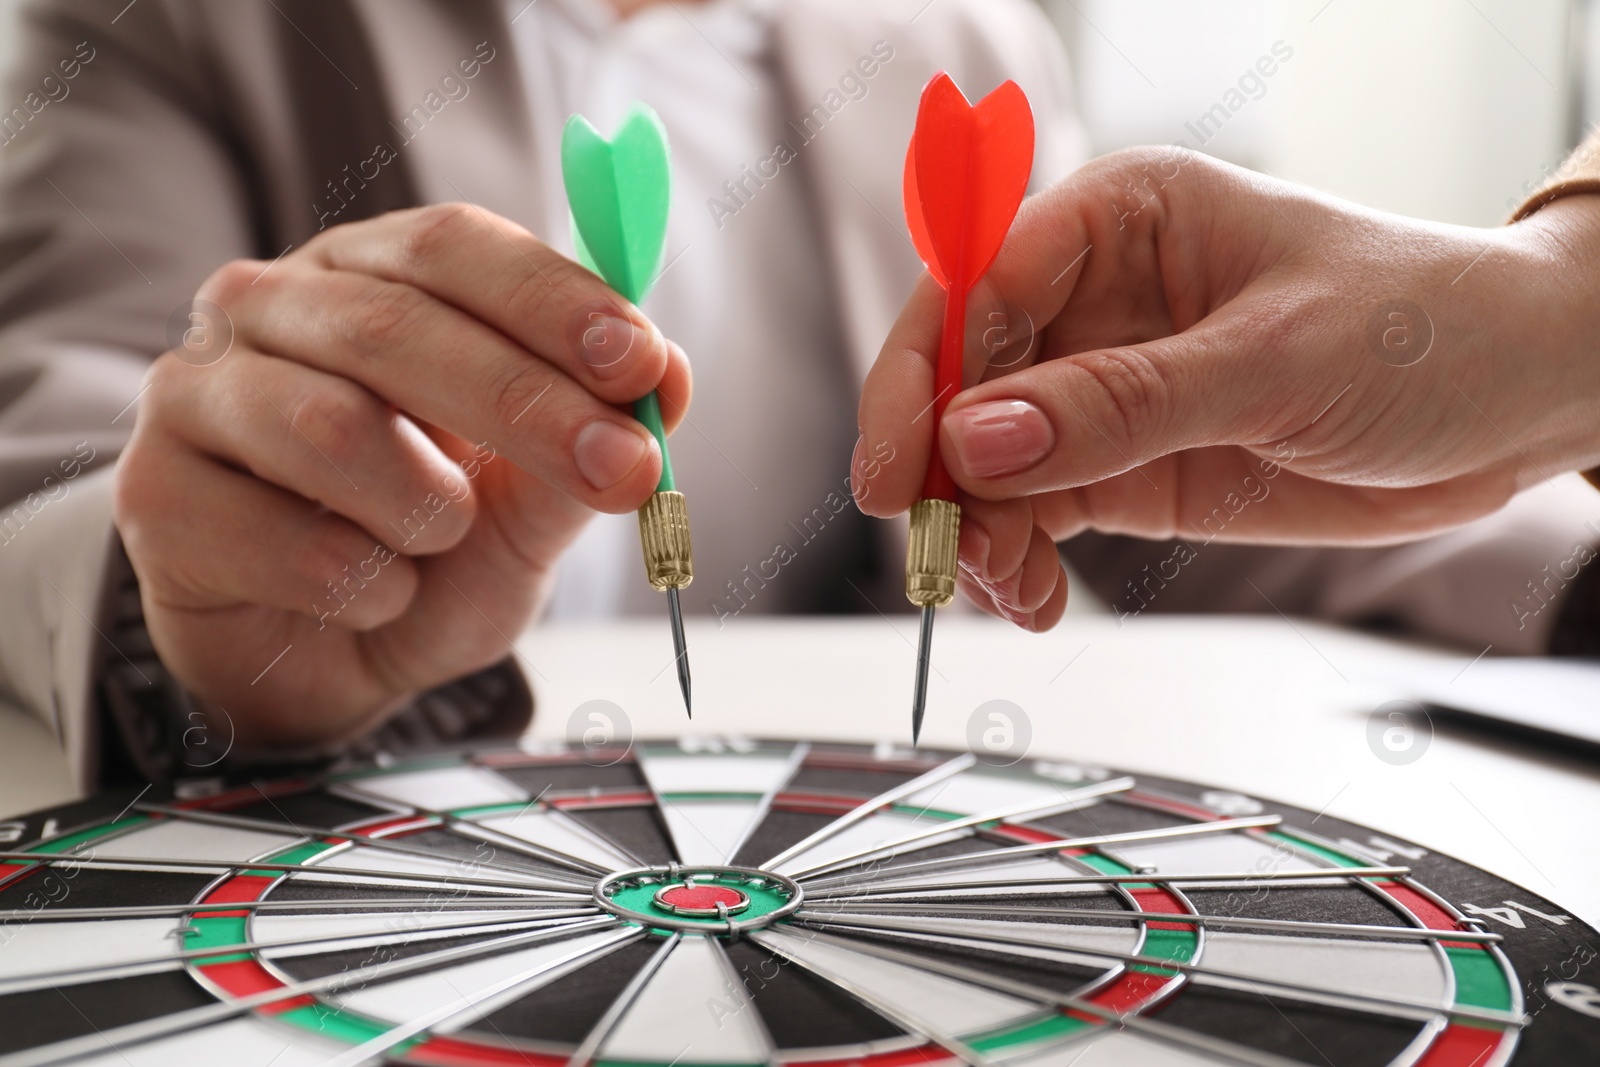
[2,614,1595,930]
[518,615,1600,929]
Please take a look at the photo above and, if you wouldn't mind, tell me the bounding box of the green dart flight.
[562,102,693,716]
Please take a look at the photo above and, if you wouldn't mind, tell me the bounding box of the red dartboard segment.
[197,873,276,914]
[1410,1022,1507,1067]
[799,1043,951,1067]
[551,790,655,810]
[1127,886,1200,932]
[342,815,440,839]
[1081,968,1179,1016]
[772,792,861,816]
[405,1035,568,1066]
[1377,881,1482,949]
[196,958,309,1012]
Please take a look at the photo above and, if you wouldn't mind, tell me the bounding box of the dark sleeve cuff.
[1548,546,1600,658]
[95,537,533,789]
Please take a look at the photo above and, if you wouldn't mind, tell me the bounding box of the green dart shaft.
[635,392,675,493]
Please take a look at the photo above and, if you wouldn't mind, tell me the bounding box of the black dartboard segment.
[0,739,1595,1066]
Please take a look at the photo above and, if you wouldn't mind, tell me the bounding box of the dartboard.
[1,740,1596,1066]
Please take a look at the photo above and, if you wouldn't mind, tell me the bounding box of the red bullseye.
[654,881,750,917]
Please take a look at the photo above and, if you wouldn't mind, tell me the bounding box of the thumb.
[937,314,1304,497]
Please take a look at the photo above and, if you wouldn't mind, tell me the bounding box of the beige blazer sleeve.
[0,1,263,791]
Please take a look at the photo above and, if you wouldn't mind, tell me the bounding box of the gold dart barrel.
[639,490,693,591]
[906,497,959,607]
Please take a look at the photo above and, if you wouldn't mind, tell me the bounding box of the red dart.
[901,72,1034,742]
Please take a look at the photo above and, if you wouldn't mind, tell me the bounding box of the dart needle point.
[667,586,691,718]
[911,603,934,744]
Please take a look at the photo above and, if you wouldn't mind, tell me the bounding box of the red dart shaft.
[922,280,966,502]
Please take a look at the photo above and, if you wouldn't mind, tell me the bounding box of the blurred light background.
[0,0,1593,223]
[1048,0,1591,225]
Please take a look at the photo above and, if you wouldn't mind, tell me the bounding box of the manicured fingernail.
[944,400,1054,479]
[574,420,651,490]
[581,316,645,378]
[959,523,992,580]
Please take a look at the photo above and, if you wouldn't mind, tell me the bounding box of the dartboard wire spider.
[705,933,784,1067]
[753,925,1312,1067]
[4,914,632,1067]
[806,898,1505,944]
[130,802,594,887]
[747,926,994,1067]
[564,932,681,1067]
[322,781,644,876]
[716,741,810,866]
[802,865,1413,902]
[790,910,1527,1028]
[0,850,591,898]
[324,790,636,883]
[308,925,650,1067]
[778,777,1136,880]
[799,815,1291,891]
[0,895,595,922]
[628,742,808,869]
[760,752,978,870]
[0,908,603,994]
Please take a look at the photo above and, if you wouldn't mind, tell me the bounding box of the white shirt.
[506,0,867,621]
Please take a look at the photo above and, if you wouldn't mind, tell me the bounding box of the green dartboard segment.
[562,103,676,493]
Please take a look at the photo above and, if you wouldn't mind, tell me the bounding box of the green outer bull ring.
[593,864,804,939]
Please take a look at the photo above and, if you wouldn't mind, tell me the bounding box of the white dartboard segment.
[902,769,1099,819]
[339,766,528,811]
[636,745,803,865]
[634,747,799,797]
[1113,833,1333,880]
[825,912,1142,964]
[1189,930,1449,1005]
[252,910,575,960]
[655,798,765,866]
[1004,1026,1219,1066]
[0,917,183,991]
[755,927,1044,1036]
[844,855,1089,894]
[600,936,772,1063]
[769,810,971,877]
[91,820,303,865]
[473,809,637,870]
[329,926,629,1028]
[68,1017,348,1067]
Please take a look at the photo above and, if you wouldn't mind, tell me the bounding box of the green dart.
[561,102,692,717]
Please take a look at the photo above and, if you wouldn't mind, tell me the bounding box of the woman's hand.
[856,147,1600,630]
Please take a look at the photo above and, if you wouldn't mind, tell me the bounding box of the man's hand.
[115,203,691,746]
[856,147,1600,631]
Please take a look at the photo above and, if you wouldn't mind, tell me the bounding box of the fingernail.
[574,420,651,490]
[580,315,645,378]
[944,400,1054,479]
[959,522,992,580]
